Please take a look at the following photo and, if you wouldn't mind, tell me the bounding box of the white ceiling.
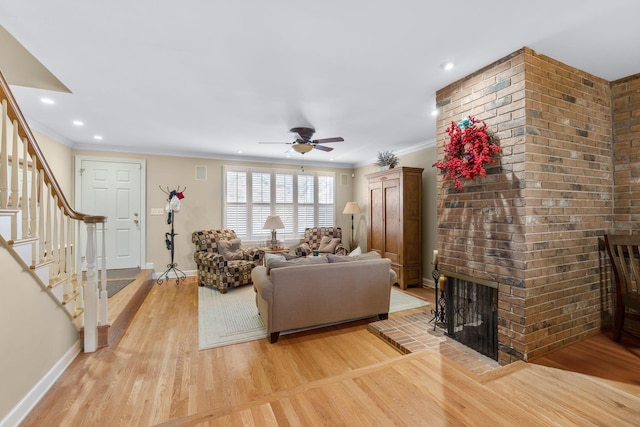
[0,1,639,168]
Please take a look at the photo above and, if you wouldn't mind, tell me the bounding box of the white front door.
[79,159,142,269]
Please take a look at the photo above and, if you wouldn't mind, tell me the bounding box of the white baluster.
[31,158,38,264]
[21,136,29,238]
[0,99,7,208]
[10,119,18,239]
[46,185,52,265]
[30,156,37,238]
[38,171,45,261]
[52,194,59,278]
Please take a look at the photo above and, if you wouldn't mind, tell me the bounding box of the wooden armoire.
[366,166,423,290]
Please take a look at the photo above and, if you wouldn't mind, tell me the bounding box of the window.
[223,166,335,242]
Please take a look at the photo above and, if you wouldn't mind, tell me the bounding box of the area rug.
[198,285,430,350]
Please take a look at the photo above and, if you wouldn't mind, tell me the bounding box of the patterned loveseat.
[294,226,348,257]
[192,229,264,293]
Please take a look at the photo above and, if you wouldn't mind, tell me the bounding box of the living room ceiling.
[0,1,638,168]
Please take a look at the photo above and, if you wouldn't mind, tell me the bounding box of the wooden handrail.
[0,71,103,223]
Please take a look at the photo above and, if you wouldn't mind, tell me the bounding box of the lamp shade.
[292,143,314,154]
[263,215,284,230]
[342,202,361,215]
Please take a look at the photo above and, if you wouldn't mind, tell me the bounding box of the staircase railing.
[0,69,106,352]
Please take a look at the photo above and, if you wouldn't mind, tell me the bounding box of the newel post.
[83,215,106,352]
[83,220,98,352]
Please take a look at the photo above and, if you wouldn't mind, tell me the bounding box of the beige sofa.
[252,257,394,343]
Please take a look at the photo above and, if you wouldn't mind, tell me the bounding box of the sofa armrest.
[244,247,265,262]
[194,251,226,268]
[252,266,273,303]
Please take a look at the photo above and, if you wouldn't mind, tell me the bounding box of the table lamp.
[263,215,284,249]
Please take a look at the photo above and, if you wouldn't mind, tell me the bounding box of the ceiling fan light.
[292,143,313,154]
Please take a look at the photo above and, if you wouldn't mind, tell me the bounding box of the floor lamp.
[342,202,361,249]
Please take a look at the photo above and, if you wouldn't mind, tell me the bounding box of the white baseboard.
[144,262,154,270]
[423,277,435,288]
[0,340,81,427]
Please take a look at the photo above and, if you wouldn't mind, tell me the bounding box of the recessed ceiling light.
[440,61,455,71]
[431,109,439,117]
[93,135,103,140]
[40,98,55,105]
[330,158,335,162]
[73,120,84,126]
[237,150,243,154]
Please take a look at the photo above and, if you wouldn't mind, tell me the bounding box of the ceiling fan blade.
[313,137,344,144]
[313,144,334,152]
[289,131,303,141]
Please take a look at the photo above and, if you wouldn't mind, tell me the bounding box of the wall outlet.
[151,208,165,216]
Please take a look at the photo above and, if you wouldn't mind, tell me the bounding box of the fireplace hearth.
[441,271,498,361]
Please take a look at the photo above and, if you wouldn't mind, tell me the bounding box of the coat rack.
[156,185,187,285]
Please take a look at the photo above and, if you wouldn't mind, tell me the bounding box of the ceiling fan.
[260,127,344,154]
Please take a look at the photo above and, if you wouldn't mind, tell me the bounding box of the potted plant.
[376,150,399,170]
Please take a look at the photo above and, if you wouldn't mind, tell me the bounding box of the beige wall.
[34,130,73,198]
[354,146,438,285]
[73,150,357,274]
[0,246,79,422]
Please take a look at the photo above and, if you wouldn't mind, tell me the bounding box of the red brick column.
[435,47,613,363]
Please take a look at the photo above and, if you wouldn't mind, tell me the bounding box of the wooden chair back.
[603,234,640,341]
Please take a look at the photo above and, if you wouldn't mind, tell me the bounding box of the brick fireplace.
[435,47,640,364]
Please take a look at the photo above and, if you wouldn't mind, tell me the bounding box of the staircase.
[0,69,106,353]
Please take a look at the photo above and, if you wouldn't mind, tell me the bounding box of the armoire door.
[382,177,400,262]
[368,180,384,253]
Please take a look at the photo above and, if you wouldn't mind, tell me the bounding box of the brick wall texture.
[612,74,640,231]
[434,47,637,364]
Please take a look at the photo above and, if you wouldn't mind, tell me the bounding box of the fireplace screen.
[443,272,498,360]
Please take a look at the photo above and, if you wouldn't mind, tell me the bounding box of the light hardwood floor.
[21,278,640,426]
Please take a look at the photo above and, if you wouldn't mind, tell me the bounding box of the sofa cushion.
[318,236,341,253]
[269,255,328,271]
[349,246,362,257]
[217,238,245,260]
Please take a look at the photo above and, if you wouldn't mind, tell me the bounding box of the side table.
[259,247,290,265]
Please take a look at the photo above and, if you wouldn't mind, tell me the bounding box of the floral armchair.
[192,229,264,293]
[294,226,348,257]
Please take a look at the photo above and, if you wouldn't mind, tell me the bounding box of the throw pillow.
[318,236,341,253]
[269,256,328,271]
[348,246,362,257]
[297,242,312,256]
[217,238,245,260]
[327,254,355,263]
[264,254,285,269]
[264,253,286,273]
[353,251,382,261]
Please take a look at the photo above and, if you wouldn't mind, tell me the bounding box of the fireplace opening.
[441,271,498,361]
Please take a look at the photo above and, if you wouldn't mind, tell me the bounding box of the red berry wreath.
[434,116,500,190]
